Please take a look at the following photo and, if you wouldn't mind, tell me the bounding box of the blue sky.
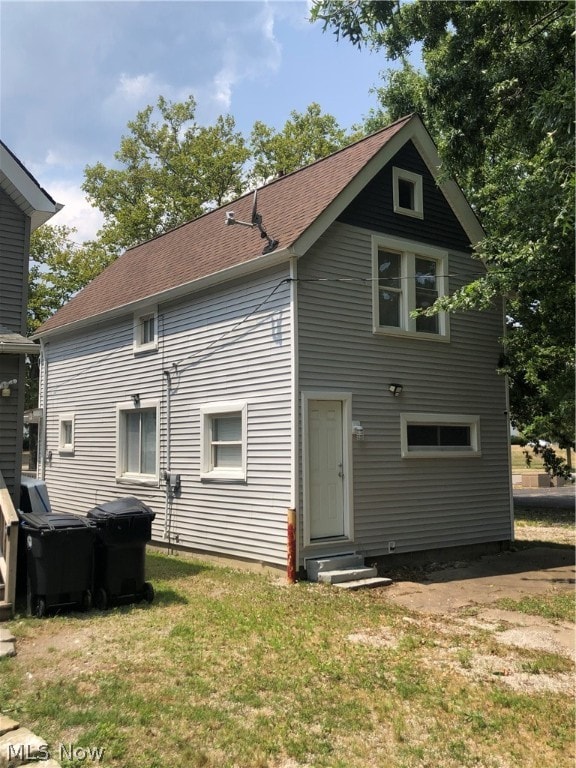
[1,0,399,241]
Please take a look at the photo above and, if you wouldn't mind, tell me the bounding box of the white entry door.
[308,399,346,540]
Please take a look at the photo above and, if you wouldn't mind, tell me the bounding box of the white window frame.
[401,413,481,459]
[200,400,247,482]
[58,413,75,454]
[372,235,449,340]
[116,399,160,485]
[133,308,158,353]
[392,166,424,219]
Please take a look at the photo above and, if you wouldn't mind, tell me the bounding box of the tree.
[26,225,115,409]
[83,95,249,252]
[311,0,575,476]
[249,103,350,185]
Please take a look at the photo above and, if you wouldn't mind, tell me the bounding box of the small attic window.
[133,309,158,353]
[393,167,423,219]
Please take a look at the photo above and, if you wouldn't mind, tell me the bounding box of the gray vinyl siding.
[0,190,29,501]
[0,189,29,332]
[298,221,511,560]
[0,354,24,501]
[41,266,292,565]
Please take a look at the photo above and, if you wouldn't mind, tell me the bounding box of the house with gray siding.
[33,115,513,578]
[0,140,61,614]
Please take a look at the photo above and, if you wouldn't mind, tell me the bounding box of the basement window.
[393,167,423,219]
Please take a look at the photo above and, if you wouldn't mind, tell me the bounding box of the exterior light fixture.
[131,393,140,407]
[389,383,403,397]
[1,379,17,397]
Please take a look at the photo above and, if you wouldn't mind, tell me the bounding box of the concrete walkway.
[0,715,61,767]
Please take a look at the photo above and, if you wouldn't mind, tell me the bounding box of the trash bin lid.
[20,511,92,532]
[87,496,155,521]
[20,477,52,516]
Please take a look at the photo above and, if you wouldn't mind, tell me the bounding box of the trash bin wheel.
[26,576,46,618]
[81,590,93,612]
[94,587,108,610]
[143,581,154,603]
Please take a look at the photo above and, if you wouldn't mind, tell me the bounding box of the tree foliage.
[28,225,115,334]
[82,95,249,252]
[312,0,575,474]
[249,103,350,184]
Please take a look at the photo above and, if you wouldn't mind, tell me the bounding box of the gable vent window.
[133,309,158,353]
[401,414,480,459]
[393,167,423,219]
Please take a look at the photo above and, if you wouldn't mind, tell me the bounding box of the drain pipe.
[163,368,173,542]
[38,340,49,480]
[287,507,297,583]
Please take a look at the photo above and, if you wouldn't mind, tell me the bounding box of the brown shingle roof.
[37,115,413,336]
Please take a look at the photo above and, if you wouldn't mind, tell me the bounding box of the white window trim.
[133,308,158,353]
[372,234,450,341]
[58,413,75,455]
[116,399,160,485]
[392,166,424,219]
[400,413,481,459]
[200,400,248,482]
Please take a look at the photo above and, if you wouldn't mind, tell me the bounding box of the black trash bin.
[87,497,155,609]
[20,512,95,617]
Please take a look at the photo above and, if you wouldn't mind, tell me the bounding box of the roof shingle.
[37,115,413,335]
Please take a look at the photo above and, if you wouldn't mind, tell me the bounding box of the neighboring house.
[0,140,61,614]
[34,115,513,578]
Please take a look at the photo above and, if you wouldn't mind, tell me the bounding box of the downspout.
[38,340,48,481]
[287,255,299,582]
[502,303,515,543]
[162,368,173,542]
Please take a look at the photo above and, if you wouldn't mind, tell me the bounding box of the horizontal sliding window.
[401,413,480,458]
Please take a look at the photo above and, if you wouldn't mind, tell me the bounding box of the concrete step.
[334,577,393,591]
[306,554,364,582]
[317,565,378,584]
[0,627,16,658]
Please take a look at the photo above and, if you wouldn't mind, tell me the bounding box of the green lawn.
[2,547,574,768]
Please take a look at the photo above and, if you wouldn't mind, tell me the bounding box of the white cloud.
[47,181,104,244]
[198,3,283,119]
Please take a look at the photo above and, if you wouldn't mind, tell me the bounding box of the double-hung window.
[373,236,448,338]
[117,401,159,483]
[200,401,247,481]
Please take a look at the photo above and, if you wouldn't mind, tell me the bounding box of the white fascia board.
[409,125,486,247]
[0,144,63,230]
[291,115,485,257]
[0,340,40,354]
[34,245,292,341]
